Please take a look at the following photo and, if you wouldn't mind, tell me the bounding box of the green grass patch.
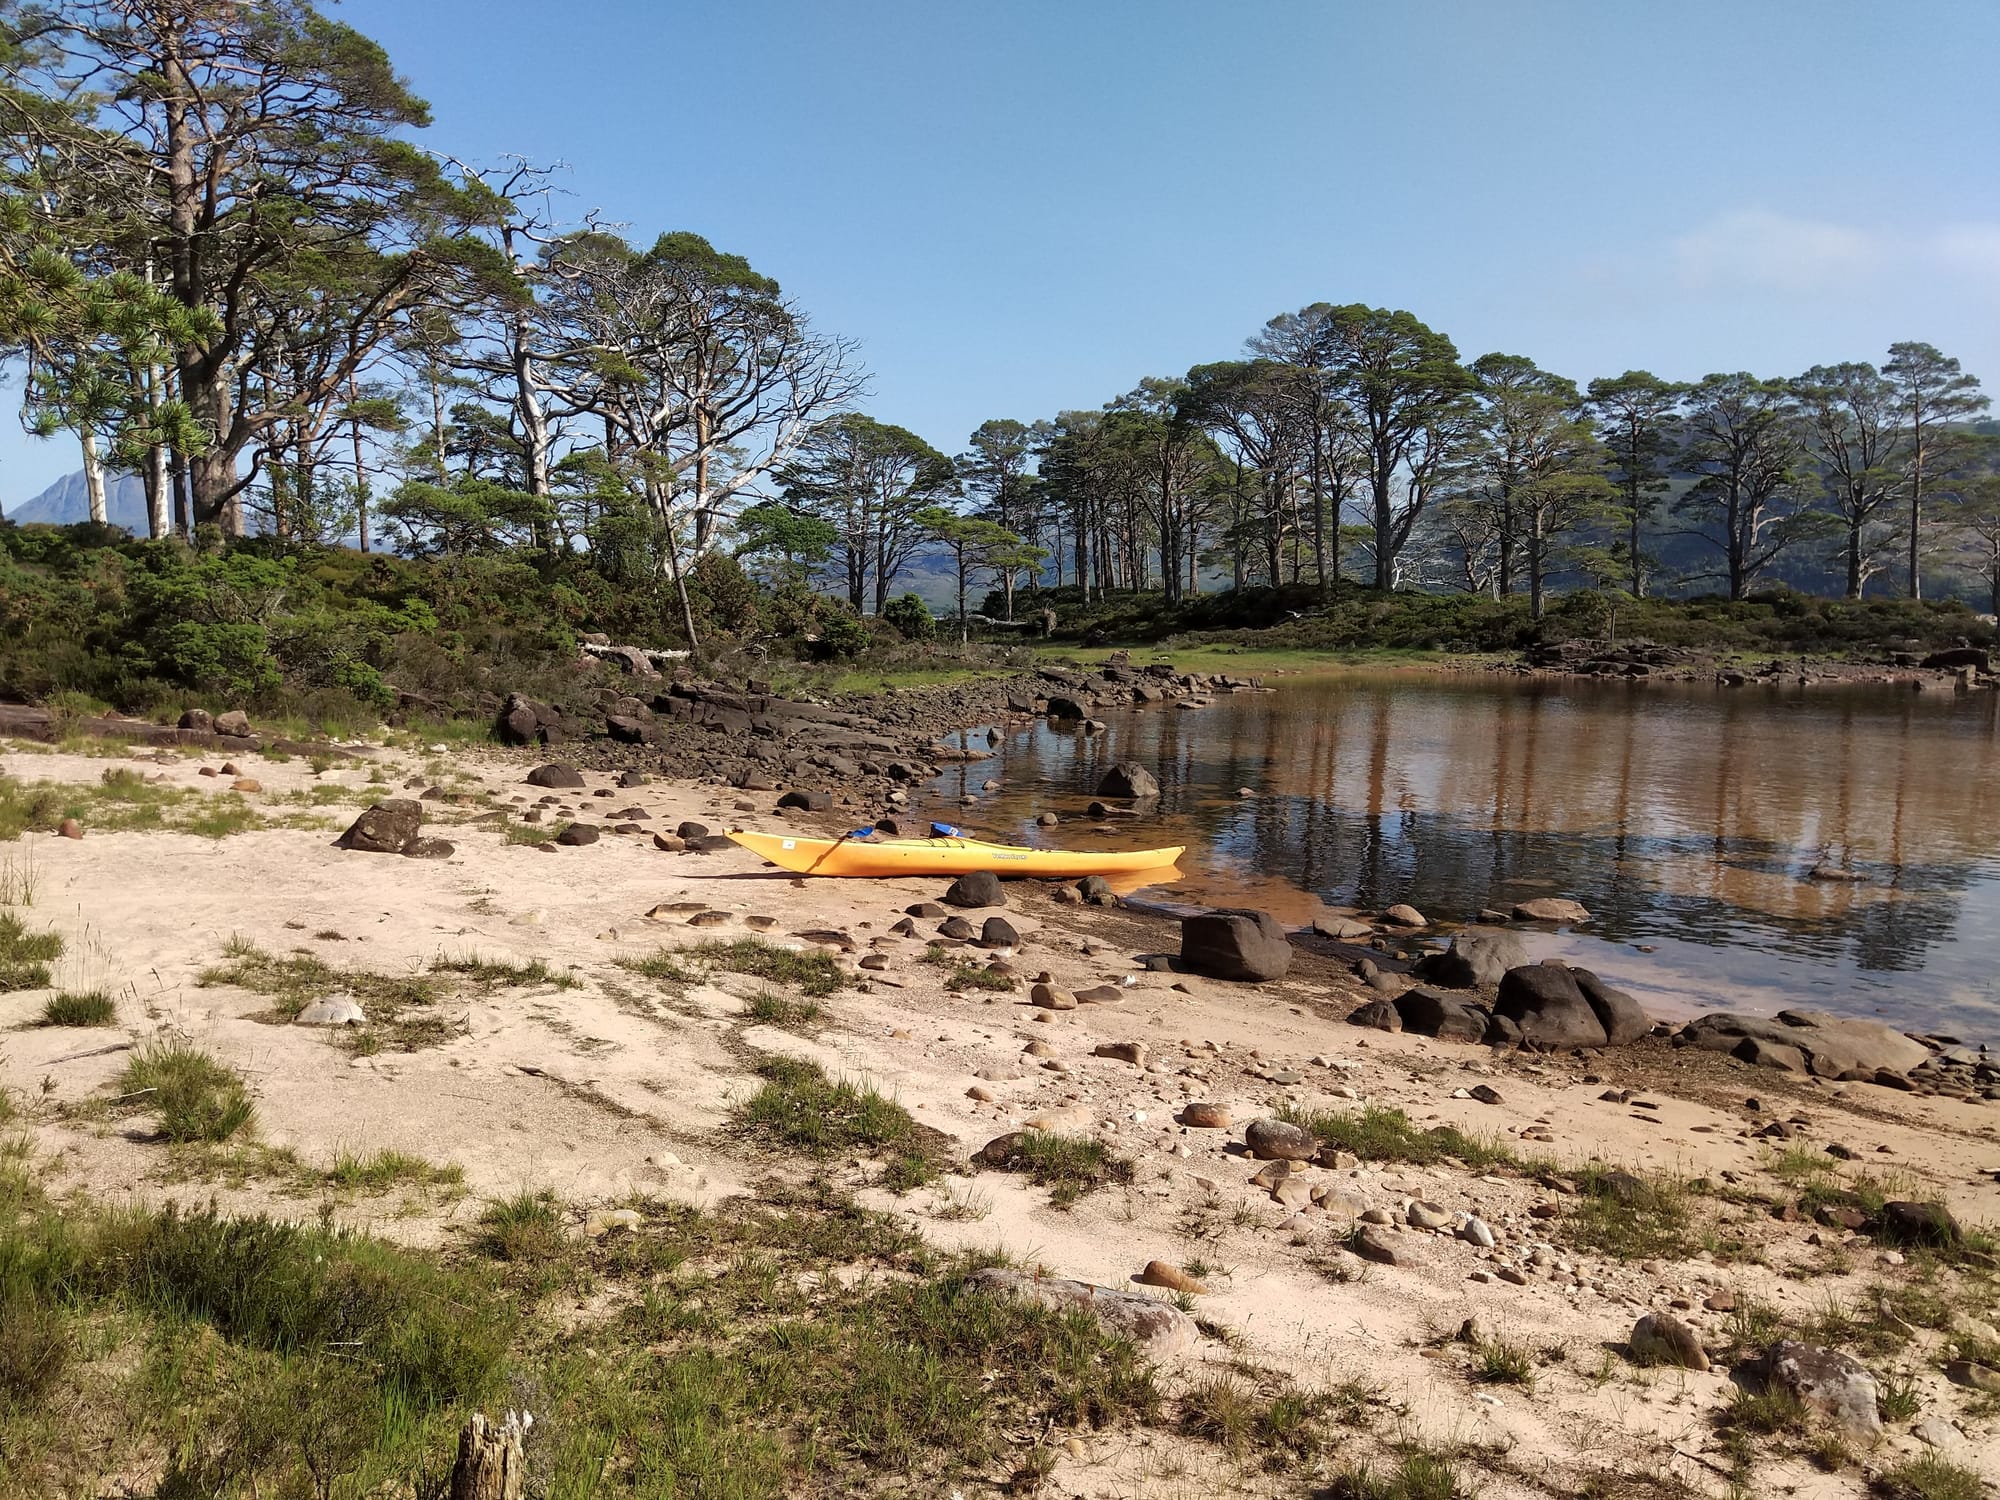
[986,1129,1135,1209]
[196,941,538,1053]
[1565,1164,1700,1261]
[1176,1374,1330,1470]
[1473,1334,1535,1386]
[117,1040,255,1143]
[428,950,575,990]
[0,910,64,991]
[690,938,844,996]
[1872,1452,1988,1500]
[475,1191,568,1264]
[34,990,115,1027]
[325,1148,464,1196]
[741,1055,930,1165]
[1323,1445,1478,1499]
[944,962,1014,992]
[0,770,302,842]
[742,989,823,1029]
[1279,1102,1516,1169]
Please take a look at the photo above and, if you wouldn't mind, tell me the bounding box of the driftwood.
[449,1413,524,1500]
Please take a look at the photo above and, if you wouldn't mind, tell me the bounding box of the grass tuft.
[984,1129,1135,1209]
[35,990,115,1027]
[117,1040,254,1143]
[742,1055,925,1160]
[1279,1102,1514,1169]
[1871,1452,1988,1500]
[742,989,823,1029]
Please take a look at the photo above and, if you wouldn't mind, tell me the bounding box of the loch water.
[930,671,2000,1040]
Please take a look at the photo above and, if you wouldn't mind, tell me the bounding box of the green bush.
[881,592,934,641]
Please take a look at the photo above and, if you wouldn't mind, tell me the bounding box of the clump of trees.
[986,315,1993,619]
[1,0,1993,700]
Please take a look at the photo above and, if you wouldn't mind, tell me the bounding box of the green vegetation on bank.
[1021,580,1996,659]
[0,1140,1181,1499]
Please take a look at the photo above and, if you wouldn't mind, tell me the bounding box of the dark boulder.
[1348,999,1403,1032]
[980,916,1020,946]
[177,708,214,733]
[944,870,1005,909]
[402,837,456,860]
[939,916,976,939]
[777,789,831,811]
[617,769,651,788]
[1494,963,1609,1048]
[1876,1200,1961,1248]
[1921,647,1990,672]
[1095,762,1160,799]
[213,710,252,738]
[1179,909,1292,982]
[556,823,601,846]
[1415,928,1528,989]
[1392,987,1492,1043]
[676,821,711,841]
[1045,696,1087,721]
[604,715,653,744]
[1571,967,1652,1045]
[526,763,587,789]
[335,799,423,855]
[1077,875,1117,906]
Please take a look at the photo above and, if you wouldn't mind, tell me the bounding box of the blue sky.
[6,0,1998,501]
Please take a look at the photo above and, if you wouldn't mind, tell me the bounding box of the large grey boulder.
[1180,909,1292,981]
[1392,987,1493,1043]
[335,799,423,855]
[1416,928,1529,989]
[1095,763,1160,799]
[1494,963,1608,1047]
[526,762,586,789]
[968,1267,1194,1360]
[1675,1010,1929,1079]
[1742,1341,1881,1441]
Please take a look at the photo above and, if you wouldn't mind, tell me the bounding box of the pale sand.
[2,736,1996,1497]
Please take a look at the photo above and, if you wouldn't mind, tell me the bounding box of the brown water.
[927,671,2000,1040]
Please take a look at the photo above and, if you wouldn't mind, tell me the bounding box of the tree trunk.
[79,425,107,525]
[1904,414,1920,604]
[1627,479,1645,598]
[449,1414,523,1500]
[1527,521,1545,620]
[1846,519,1864,599]
[349,379,370,553]
[146,439,169,539]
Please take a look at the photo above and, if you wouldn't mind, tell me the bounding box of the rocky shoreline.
[1510,637,1996,691]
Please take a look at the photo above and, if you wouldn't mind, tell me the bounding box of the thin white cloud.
[1671,209,1883,293]
[1669,208,2000,300]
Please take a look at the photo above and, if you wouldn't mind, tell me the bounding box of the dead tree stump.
[449,1413,523,1500]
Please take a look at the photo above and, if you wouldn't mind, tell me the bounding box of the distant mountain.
[7,469,150,530]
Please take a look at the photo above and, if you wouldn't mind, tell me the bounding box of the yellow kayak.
[728,829,1185,878]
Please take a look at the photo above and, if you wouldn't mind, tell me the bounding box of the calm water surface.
[927,672,2000,1039]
